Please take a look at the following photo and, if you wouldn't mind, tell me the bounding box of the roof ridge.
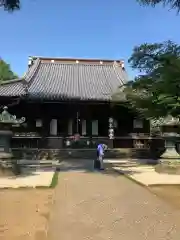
[24,58,41,83]
[113,62,126,86]
[41,62,116,66]
[31,56,124,62]
[0,78,23,86]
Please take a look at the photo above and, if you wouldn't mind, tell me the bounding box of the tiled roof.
[0,57,128,101]
[0,79,25,97]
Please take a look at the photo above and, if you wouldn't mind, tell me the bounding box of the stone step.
[18,160,58,165]
[12,148,153,160]
[53,148,151,159]
[22,165,57,170]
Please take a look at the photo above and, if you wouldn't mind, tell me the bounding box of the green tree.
[1,0,180,12]
[113,41,180,119]
[0,0,20,11]
[0,59,18,82]
[137,0,180,12]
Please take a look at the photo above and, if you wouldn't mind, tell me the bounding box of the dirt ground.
[0,188,54,240]
[149,185,180,209]
[1,181,180,240]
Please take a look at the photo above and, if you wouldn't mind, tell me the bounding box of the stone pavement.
[114,164,180,186]
[48,163,180,240]
[0,170,54,188]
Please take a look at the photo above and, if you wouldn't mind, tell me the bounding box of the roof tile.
[0,80,25,97]
[0,58,128,101]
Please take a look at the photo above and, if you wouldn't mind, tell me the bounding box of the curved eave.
[0,57,129,101]
[0,79,26,97]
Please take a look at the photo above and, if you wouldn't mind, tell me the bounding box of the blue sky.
[0,0,179,79]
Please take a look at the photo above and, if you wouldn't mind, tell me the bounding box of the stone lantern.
[0,106,25,175]
[151,116,180,160]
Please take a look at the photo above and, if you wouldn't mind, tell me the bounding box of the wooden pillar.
[68,119,73,135]
[82,120,86,136]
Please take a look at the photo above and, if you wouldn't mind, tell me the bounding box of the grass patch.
[49,171,59,188]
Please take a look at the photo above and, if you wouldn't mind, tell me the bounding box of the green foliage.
[137,0,180,11]
[1,0,180,12]
[50,171,59,188]
[0,59,18,82]
[115,41,180,119]
[0,0,20,11]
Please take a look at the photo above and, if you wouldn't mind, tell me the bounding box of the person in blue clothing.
[95,143,107,170]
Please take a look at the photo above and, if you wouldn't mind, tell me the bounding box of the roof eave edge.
[0,78,24,86]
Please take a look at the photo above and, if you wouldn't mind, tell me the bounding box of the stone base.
[160,148,180,160]
[0,152,12,159]
[0,167,15,177]
[146,158,159,165]
[155,162,180,175]
[0,158,21,177]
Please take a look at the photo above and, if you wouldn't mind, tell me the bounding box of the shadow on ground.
[57,159,148,176]
[0,158,154,179]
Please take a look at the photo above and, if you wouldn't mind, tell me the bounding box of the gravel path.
[48,164,180,240]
